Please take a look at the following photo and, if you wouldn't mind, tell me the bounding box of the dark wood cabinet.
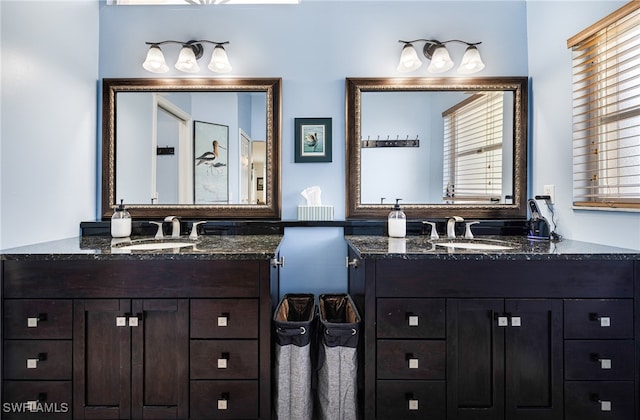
[2,258,273,419]
[73,299,189,419]
[347,249,637,420]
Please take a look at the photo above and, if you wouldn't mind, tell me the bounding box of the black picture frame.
[294,117,332,163]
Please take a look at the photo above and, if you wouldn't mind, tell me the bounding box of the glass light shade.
[175,46,200,73]
[142,46,169,73]
[457,46,485,74]
[396,44,422,73]
[427,45,454,73]
[208,45,232,73]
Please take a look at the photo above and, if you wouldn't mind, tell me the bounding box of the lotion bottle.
[111,199,132,238]
[388,198,406,238]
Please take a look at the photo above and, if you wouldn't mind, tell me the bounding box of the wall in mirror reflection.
[116,91,266,205]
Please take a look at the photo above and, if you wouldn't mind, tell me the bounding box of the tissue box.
[297,205,334,221]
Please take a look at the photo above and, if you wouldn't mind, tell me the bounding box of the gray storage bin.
[317,293,361,420]
[273,294,316,420]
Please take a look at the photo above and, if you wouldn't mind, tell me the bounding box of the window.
[442,91,504,203]
[568,2,640,209]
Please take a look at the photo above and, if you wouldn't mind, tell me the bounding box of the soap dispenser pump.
[111,199,132,238]
[388,198,406,238]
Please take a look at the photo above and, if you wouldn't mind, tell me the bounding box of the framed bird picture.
[294,117,332,163]
[194,120,229,204]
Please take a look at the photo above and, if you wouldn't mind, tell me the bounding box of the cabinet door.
[73,299,131,419]
[505,299,563,420]
[447,299,504,420]
[131,299,189,419]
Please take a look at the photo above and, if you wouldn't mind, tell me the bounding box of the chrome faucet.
[164,216,181,238]
[447,216,464,239]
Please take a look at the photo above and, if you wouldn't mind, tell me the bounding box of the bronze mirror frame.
[345,76,528,220]
[101,77,282,220]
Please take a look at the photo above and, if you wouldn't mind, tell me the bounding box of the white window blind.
[442,92,504,202]
[568,2,640,209]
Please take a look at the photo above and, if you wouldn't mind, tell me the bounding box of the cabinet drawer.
[565,340,634,380]
[376,380,445,419]
[190,380,258,419]
[564,299,633,339]
[3,260,260,298]
[4,300,72,339]
[191,340,258,379]
[565,381,635,420]
[377,299,445,339]
[191,299,258,339]
[2,380,72,419]
[377,340,445,380]
[3,340,72,380]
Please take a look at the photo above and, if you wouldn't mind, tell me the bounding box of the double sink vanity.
[1,228,639,419]
[1,74,639,419]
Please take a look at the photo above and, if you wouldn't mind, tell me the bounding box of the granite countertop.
[345,235,640,261]
[0,235,283,261]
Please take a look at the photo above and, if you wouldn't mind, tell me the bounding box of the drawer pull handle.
[217,393,230,410]
[129,313,142,327]
[218,313,230,327]
[590,394,612,411]
[406,354,419,369]
[345,257,359,268]
[26,393,47,411]
[590,313,610,327]
[26,353,47,369]
[511,316,521,327]
[599,400,612,411]
[406,313,419,327]
[589,353,612,369]
[271,256,285,267]
[406,393,419,411]
[27,313,47,328]
[218,352,230,369]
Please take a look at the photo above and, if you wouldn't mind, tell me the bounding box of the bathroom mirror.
[102,78,281,219]
[346,77,528,219]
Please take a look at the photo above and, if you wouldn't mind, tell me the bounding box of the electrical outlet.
[543,184,555,204]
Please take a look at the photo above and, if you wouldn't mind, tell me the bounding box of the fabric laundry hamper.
[316,293,361,420]
[273,293,317,420]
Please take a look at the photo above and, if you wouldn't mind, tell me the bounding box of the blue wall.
[1,1,638,273]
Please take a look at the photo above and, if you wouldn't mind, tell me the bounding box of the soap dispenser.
[388,199,406,238]
[111,199,132,238]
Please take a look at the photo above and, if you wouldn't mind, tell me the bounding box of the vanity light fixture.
[142,40,232,74]
[396,39,485,74]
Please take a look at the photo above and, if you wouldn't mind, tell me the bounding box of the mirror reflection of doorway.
[154,96,191,204]
[240,129,252,204]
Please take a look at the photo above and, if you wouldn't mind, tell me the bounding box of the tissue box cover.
[297,205,334,221]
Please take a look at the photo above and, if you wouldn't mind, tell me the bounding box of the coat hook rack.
[360,135,420,148]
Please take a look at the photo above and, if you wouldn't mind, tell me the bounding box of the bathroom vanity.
[346,235,639,420]
[0,235,282,420]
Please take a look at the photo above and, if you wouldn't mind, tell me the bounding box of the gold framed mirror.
[102,78,281,219]
[346,77,528,219]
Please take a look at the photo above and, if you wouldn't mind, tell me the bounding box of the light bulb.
[396,44,422,73]
[208,45,232,73]
[175,46,200,73]
[142,46,169,73]
[427,45,454,73]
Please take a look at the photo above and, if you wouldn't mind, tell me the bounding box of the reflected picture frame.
[294,117,332,163]
[193,120,229,204]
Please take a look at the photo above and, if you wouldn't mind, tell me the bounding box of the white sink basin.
[112,239,197,252]
[432,239,516,251]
